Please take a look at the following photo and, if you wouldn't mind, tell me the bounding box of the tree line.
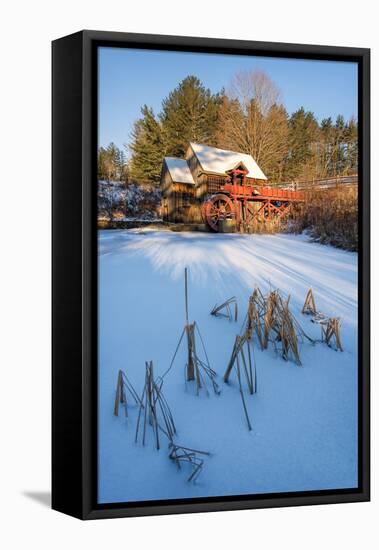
[98,142,128,182]
[98,71,358,185]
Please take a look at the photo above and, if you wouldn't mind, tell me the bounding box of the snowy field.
[98,229,358,504]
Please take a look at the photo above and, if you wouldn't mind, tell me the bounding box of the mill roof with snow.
[162,143,267,185]
[187,142,267,180]
[163,157,196,185]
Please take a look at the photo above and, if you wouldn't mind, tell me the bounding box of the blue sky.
[98,47,358,153]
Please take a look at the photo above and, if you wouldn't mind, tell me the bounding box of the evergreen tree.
[97,146,108,180]
[116,149,128,182]
[160,76,221,157]
[262,104,289,181]
[345,117,358,173]
[106,142,120,180]
[286,107,319,179]
[321,117,333,138]
[333,115,347,174]
[129,105,166,185]
[318,117,334,177]
[317,115,357,177]
[97,142,126,182]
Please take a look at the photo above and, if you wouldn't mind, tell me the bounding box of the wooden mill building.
[160,142,267,223]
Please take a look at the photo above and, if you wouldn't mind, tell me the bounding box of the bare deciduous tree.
[216,70,289,181]
[230,70,281,117]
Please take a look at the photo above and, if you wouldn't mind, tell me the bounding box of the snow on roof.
[189,142,267,180]
[164,157,195,185]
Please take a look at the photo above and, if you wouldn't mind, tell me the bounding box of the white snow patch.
[98,230,358,503]
[164,157,195,185]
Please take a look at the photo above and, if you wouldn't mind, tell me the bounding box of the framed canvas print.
[52,30,370,520]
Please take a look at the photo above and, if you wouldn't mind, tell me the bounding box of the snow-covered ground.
[98,229,358,504]
[98,180,161,221]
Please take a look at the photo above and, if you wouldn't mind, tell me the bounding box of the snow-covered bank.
[98,230,358,503]
[98,180,161,221]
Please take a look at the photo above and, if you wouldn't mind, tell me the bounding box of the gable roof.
[189,142,267,180]
[164,157,195,185]
[226,161,249,173]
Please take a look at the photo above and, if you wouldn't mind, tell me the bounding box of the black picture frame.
[52,30,370,520]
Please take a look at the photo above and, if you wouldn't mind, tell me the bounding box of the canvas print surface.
[97,46,358,504]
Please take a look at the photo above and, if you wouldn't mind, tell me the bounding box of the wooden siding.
[185,144,202,182]
[160,161,173,196]
[161,169,201,222]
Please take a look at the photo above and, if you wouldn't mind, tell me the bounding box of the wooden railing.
[277,174,358,191]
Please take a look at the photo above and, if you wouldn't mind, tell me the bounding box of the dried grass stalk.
[135,361,176,450]
[211,296,238,322]
[164,268,220,396]
[243,287,314,365]
[302,288,317,315]
[321,317,343,351]
[224,333,257,430]
[114,369,142,417]
[169,443,210,482]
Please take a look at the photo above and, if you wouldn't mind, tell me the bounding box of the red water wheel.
[202,194,237,232]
